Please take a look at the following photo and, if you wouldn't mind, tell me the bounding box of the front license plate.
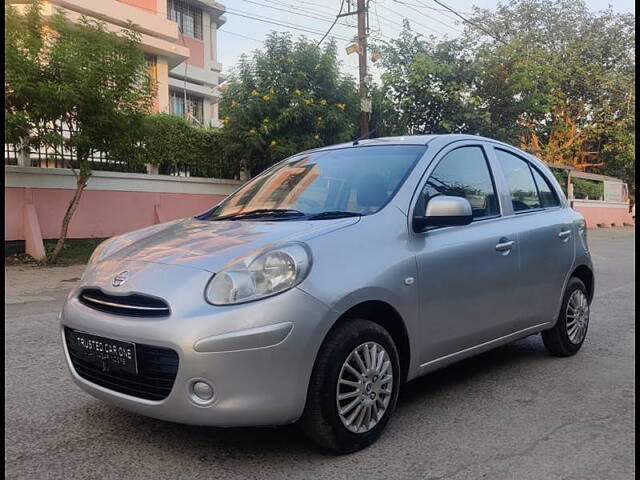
[69,330,138,375]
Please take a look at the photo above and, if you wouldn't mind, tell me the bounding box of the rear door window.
[531,166,560,208]
[495,149,542,212]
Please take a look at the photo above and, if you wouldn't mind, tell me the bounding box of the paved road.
[5,228,635,480]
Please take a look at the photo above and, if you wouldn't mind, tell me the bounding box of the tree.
[371,0,634,199]
[370,22,482,137]
[218,33,359,176]
[5,1,153,262]
[600,116,636,205]
[468,0,635,192]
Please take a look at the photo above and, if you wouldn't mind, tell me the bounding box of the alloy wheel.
[566,289,589,344]
[336,342,393,434]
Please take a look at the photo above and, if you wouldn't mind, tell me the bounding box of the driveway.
[4,228,635,479]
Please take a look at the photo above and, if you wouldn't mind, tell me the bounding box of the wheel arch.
[327,300,411,384]
[571,264,595,303]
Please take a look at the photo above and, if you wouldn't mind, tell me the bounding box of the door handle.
[558,230,572,241]
[495,240,515,252]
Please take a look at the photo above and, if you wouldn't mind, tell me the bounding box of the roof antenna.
[352,128,378,146]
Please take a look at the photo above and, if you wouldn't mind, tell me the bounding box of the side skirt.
[414,322,553,377]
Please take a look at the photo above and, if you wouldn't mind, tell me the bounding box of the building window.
[167,0,203,39]
[144,54,158,81]
[169,90,204,124]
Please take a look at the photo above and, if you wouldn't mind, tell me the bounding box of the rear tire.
[542,277,590,357]
[300,319,400,453]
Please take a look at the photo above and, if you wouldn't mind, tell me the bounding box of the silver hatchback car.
[60,135,594,452]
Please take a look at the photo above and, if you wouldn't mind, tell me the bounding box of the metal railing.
[4,123,236,179]
[4,121,134,172]
[4,142,234,179]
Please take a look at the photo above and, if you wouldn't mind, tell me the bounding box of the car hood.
[95,216,359,273]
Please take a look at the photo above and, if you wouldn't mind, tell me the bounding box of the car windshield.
[202,145,426,220]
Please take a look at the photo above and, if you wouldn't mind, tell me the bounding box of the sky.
[216,0,635,82]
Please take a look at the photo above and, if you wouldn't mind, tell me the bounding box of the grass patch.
[44,238,107,265]
[5,238,107,266]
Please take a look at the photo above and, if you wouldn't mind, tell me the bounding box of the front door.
[410,143,521,366]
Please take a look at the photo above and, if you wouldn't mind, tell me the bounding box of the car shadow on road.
[94,335,550,459]
[396,335,548,408]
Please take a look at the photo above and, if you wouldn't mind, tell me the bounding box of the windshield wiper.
[308,211,363,220]
[210,209,306,221]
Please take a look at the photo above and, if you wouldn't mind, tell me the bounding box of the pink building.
[10,0,226,126]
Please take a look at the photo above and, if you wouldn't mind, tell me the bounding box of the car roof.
[296,134,554,174]
[307,134,513,152]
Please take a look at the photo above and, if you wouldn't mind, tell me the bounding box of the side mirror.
[413,195,473,231]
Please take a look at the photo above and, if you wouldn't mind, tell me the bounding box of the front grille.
[64,328,179,401]
[79,288,170,317]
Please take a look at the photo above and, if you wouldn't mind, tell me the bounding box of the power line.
[267,0,344,21]
[337,1,410,37]
[317,0,346,46]
[377,3,447,36]
[296,0,346,15]
[224,8,353,42]
[414,0,461,21]
[412,0,466,32]
[372,0,383,38]
[266,0,359,30]
[372,10,405,29]
[240,0,355,38]
[218,30,264,43]
[217,28,361,72]
[120,0,353,42]
[371,0,422,39]
[392,0,463,34]
[430,0,506,44]
[414,1,474,16]
[232,2,393,42]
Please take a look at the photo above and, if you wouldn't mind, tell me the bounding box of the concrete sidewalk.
[4,264,85,304]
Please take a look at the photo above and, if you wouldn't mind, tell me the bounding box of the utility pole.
[356,0,370,138]
[337,0,371,137]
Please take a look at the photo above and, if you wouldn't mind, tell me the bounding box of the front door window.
[418,146,500,220]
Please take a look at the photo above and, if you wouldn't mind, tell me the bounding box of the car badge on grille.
[112,271,130,287]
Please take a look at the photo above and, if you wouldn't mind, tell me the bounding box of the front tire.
[300,319,401,453]
[542,277,590,356]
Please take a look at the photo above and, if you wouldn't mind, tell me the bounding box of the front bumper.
[60,269,333,427]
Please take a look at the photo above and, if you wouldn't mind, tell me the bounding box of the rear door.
[490,146,575,326]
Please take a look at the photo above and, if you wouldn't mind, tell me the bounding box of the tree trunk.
[238,158,251,181]
[48,169,90,264]
[17,137,30,167]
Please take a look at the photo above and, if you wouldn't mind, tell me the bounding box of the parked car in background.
[60,135,594,453]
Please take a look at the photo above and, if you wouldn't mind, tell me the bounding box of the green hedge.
[572,178,604,200]
[113,114,239,179]
[141,114,238,179]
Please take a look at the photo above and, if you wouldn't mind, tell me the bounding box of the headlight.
[205,243,312,305]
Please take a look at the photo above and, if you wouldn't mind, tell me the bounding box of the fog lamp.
[192,381,214,401]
